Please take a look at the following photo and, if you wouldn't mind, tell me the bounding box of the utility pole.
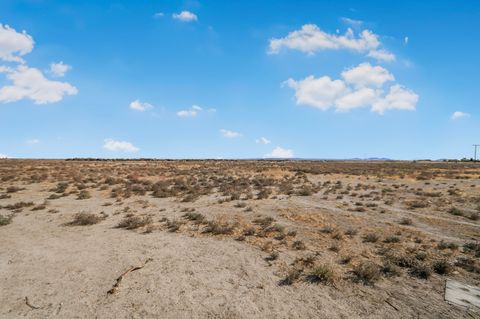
[474,144,480,161]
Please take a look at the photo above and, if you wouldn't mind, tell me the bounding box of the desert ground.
[0,159,479,318]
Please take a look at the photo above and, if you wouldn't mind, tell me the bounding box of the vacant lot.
[0,159,479,318]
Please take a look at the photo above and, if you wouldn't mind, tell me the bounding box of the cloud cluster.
[177,105,202,117]
[130,99,153,112]
[0,154,8,159]
[49,61,71,77]
[0,24,77,104]
[103,139,139,152]
[451,111,469,120]
[284,63,418,114]
[268,24,395,62]
[0,24,33,63]
[172,11,198,22]
[256,137,271,145]
[264,146,294,159]
[220,129,241,138]
[0,65,78,104]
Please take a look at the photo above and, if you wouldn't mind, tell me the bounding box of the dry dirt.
[0,159,479,318]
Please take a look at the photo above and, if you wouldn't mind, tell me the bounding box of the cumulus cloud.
[103,138,139,152]
[284,63,418,114]
[49,61,71,77]
[264,146,294,159]
[371,85,419,114]
[0,24,77,104]
[341,63,394,88]
[153,12,164,18]
[220,129,241,138]
[0,65,78,104]
[283,76,347,111]
[130,99,153,112]
[404,36,409,44]
[172,11,198,22]
[0,24,34,63]
[367,49,395,62]
[335,87,378,112]
[0,153,9,159]
[256,137,271,145]
[268,24,394,62]
[451,111,470,120]
[177,104,202,117]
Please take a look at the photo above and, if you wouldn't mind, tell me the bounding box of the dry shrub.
[353,261,381,285]
[363,233,379,243]
[279,268,302,286]
[116,216,152,230]
[307,264,337,285]
[432,260,452,275]
[76,190,91,200]
[0,214,13,226]
[202,220,235,235]
[67,212,103,226]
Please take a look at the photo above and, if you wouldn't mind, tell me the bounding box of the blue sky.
[0,0,479,159]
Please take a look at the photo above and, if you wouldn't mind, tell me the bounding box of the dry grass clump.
[381,261,401,277]
[202,220,235,235]
[306,264,337,285]
[292,240,306,250]
[432,260,452,275]
[76,190,91,200]
[31,202,47,211]
[116,216,152,230]
[437,240,458,250]
[352,261,381,285]
[6,186,24,193]
[2,201,34,212]
[409,263,431,279]
[67,212,104,226]
[279,268,302,286]
[0,214,13,226]
[363,233,379,243]
[448,207,464,216]
[398,217,413,225]
[182,212,205,224]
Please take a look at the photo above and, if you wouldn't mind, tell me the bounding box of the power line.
[474,144,480,161]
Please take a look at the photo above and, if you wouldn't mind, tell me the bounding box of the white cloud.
[0,153,9,159]
[130,99,153,112]
[367,49,396,62]
[284,63,418,114]
[103,139,139,152]
[0,65,78,104]
[220,129,241,138]
[0,24,34,63]
[26,138,40,145]
[335,87,378,112]
[404,36,409,44]
[451,111,470,120]
[264,146,294,159]
[371,85,419,114]
[268,24,394,62]
[177,104,203,117]
[172,11,198,22]
[0,24,77,105]
[341,63,394,88]
[283,76,347,110]
[256,137,271,144]
[49,61,71,77]
[340,17,363,27]
[154,12,164,18]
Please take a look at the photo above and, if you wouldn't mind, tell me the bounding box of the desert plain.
[0,159,479,318]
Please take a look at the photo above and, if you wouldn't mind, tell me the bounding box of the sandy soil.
[0,160,479,318]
